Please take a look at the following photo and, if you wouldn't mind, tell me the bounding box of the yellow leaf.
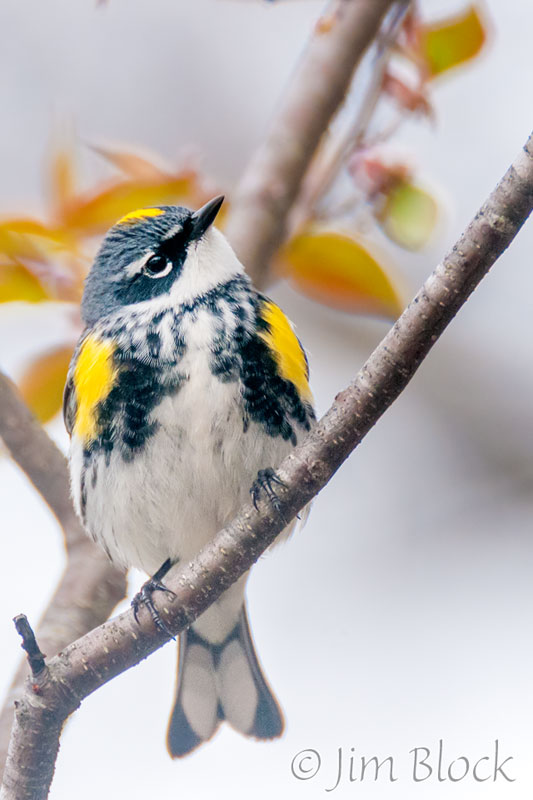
[0,218,76,263]
[277,228,404,319]
[420,5,488,78]
[61,175,199,234]
[376,181,438,250]
[0,263,49,303]
[0,225,47,264]
[18,346,74,423]
[0,218,65,238]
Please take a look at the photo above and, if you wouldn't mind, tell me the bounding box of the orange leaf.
[18,346,74,423]
[420,4,488,78]
[376,180,438,250]
[90,144,169,180]
[50,144,76,217]
[277,228,404,319]
[0,263,49,303]
[61,175,199,235]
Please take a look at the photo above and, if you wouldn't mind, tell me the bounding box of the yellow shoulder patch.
[117,207,165,225]
[258,300,313,403]
[73,335,117,442]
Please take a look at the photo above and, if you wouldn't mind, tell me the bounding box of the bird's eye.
[144,254,173,279]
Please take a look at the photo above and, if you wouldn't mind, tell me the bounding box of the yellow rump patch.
[117,207,165,225]
[258,301,313,403]
[73,336,117,442]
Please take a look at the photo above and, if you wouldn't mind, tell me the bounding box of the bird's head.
[81,195,241,325]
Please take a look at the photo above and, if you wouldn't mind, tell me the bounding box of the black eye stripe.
[128,216,195,285]
[143,218,194,277]
[159,223,191,257]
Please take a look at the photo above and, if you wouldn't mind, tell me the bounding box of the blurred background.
[0,0,532,798]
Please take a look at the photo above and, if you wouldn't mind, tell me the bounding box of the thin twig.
[2,129,532,800]
[12,617,46,680]
[225,0,397,287]
[292,0,411,230]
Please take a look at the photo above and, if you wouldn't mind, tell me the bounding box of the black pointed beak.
[190,195,225,240]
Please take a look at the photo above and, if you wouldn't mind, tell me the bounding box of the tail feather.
[167,605,283,758]
[166,630,221,757]
[225,609,284,739]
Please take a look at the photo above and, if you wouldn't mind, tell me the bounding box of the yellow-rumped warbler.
[63,196,315,757]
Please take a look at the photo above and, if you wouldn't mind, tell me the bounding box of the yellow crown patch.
[117,207,165,225]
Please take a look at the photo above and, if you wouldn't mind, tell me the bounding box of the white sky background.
[1,0,533,798]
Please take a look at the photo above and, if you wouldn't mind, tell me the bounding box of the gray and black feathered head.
[81,196,238,325]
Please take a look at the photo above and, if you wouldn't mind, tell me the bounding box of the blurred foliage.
[18,346,74,424]
[376,180,438,251]
[0,0,490,424]
[0,263,48,304]
[419,5,487,78]
[278,228,403,319]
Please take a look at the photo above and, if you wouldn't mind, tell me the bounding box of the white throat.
[169,227,246,307]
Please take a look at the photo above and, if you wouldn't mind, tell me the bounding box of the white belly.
[71,352,294,577]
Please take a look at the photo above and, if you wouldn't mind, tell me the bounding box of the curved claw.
[131,578,176,638]
[250,468,288,524]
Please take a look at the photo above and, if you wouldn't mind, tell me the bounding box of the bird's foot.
[251,468,288,524]
[132,559,176,638]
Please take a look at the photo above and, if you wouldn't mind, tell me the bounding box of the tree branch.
[225,0,397,287]
[0,374,127,774]
[2,130,532,800]
[0,373,81,546]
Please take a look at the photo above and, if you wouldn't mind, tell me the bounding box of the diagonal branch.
[2,130,532,800]
[225,0,397,287]
[0,373,81,546]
